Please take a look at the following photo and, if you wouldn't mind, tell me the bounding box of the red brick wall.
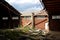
[21,17,48,30]
[35,18,48,29]
[21,18,31,26]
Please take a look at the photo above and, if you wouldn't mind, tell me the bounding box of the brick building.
[21,10,49,30]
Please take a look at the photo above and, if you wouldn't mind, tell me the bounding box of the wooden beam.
[31,13,35,29]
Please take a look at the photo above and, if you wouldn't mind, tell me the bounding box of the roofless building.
[43,0,60,31]
[0,0,21,29]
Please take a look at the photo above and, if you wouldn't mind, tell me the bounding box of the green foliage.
[20,26,31,33]
[0,29,27,40]
[0,26,45,40]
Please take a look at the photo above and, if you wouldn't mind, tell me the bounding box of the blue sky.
[5,0,43,12]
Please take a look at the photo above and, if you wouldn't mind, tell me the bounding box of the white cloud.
[5,0,16,4]
[5,0,41,4]
[22,6,43,12]
[5,0,43,12]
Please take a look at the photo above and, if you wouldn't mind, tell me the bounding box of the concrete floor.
[46,31,60,40]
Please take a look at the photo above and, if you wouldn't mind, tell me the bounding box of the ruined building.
[43,0,60,31]
[0,0,21,29]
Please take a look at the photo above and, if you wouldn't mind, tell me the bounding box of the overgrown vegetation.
[0,26,45,40]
